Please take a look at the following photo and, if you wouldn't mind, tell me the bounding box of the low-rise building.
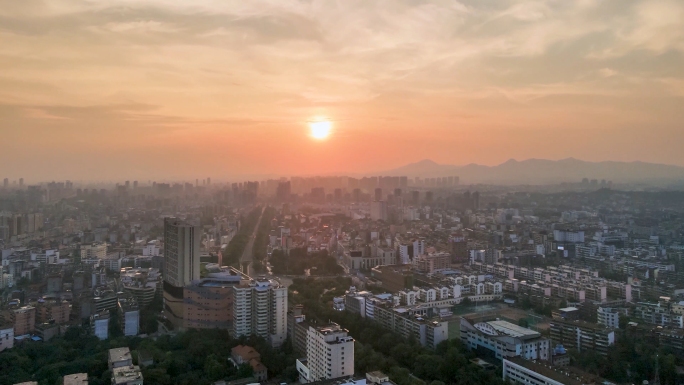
[35,322,60,341]
[503,358,608,385]
[111,365,143,385]
[460,318,549,361]
[231,345,268,381]
[109,347,133,370]
[63,373,88,385]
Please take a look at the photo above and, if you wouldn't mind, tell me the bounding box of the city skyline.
[2,0,684,180]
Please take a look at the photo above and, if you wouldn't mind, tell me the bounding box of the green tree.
[618,314,628,329]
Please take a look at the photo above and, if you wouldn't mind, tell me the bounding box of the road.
[240,205,266,277]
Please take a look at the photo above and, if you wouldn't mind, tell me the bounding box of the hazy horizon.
[2,0,683,181]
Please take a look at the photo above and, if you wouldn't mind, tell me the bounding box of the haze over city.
[2,0,684,181]
[5,2,684,385]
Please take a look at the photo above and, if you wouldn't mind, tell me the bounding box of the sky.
[1,0,683,182]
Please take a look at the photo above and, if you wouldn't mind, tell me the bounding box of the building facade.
[297,323,354,383]
[232,278,288,347]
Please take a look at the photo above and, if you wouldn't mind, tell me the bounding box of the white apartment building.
[296,323,354,383]
[232,278,288,347]
[0,326,13,352]
[398,244,410,264]
[597,307,625,329]
[142,242,160,256]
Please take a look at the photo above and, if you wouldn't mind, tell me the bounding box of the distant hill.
[379,158,684,184]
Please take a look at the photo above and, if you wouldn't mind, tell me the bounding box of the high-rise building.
[370,201,388,221]
[296,323,355,383]
[411,190,419,205]
[163,218,200,288]
[352,188,361,202]
[374,188,382,202]
[2,178,7,188]
[276,181,291,202]
[19,178,23,187]
[162,218,200,331]
[232,278,288,347]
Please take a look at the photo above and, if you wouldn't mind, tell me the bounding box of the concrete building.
[460,318,550,361]
[634,300,684,328]
[108,347,133,370]
[232,278,288,347]
[370,303,449,349]
[80,243,107,259]
[63,373,88,385]
[553,229,585,243]
[296,323,354,383]
[413,252,450,274]
[549,319,615,356]
[597,307,626,329]
[118,296,140,337]
[163,217,200,288]
[91,311,110,340]
[503,358,605,385]
[36,301,70,324]
[0,324,14,351]
[370,201,388,221]
[164,267,247,330]
[111,365,143,385]
[10,306,36,336]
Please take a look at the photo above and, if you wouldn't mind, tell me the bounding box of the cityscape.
[2,1,684,385]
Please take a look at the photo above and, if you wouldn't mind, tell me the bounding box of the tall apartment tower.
[296,323,355,382]
[232,278,288,347]
[163,218,200,288]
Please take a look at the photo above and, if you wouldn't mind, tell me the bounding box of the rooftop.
[506,358,611,385]
[487,320,541,339]
[63,373,88,385]
[108,347,132,364]
[112,365,143,385]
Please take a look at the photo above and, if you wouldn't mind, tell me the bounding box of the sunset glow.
[0,0,683,181]
[309,120,332,140]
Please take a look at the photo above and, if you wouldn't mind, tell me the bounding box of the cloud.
[1,0,684,179]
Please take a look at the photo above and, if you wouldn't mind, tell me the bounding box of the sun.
[309,119,332,140]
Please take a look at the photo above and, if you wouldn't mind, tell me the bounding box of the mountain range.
[378,158,684,185]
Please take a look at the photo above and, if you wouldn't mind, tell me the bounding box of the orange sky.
[1,0,684,182]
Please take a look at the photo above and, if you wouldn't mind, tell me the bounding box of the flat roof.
[505,358,610,385]
[63,373,88,385]
[109,347,132,363]
[487,320,540,339]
